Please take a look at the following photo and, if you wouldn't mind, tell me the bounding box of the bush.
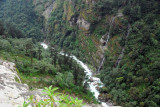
[21,86,85,107]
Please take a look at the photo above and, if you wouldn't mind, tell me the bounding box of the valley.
[0,0,160,107]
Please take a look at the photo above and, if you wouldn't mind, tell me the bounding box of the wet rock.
[90,77,94,82]
[98,93,107,102]
[83,104,102,107]
[96,86,100,91]
[98,93,114,106]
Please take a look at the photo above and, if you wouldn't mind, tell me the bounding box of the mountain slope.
[0,0,160,106]
[0,0,44,40]
[43,0,160,106]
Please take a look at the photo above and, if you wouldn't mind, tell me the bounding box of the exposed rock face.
[0,59,103,107]
[69,15,91,32]
[0,60,52,107]
[0,60,28,107]
[77,17,91,31]
[100,35,108,52]
[42,1,55,20]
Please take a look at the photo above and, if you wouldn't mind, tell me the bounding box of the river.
[41,43,110,107]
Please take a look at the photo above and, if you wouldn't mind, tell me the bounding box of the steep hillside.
[43,0,129,67]
[0,0,44,40]
[42,0,160,106]
[0,0,160,106]
[0,20,97,105]
[0,60,88,107]
[99,0,160,107]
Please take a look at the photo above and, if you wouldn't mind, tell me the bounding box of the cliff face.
[0,59,105,107]
[0,60,48,107]
[0,60,28,107]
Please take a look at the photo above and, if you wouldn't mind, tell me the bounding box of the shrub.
[20,86,85,107]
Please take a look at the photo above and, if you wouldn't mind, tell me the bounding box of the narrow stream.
[41,43,110,107]
[97,17,116,72]
[115,24,130,67]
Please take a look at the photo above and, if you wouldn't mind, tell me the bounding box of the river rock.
[98,93,107,102]
[90,77,94,82]
[96,86,101,91]
[83,104,102,107]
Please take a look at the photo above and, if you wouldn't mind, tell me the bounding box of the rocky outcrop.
[100,35,108,52]
[77,17,91,31]
[0,60,54,107]
[0,59,106,107]
[0,60,28,107]
[42,1,55,20]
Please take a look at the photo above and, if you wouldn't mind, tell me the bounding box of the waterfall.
[115,24,130,67]
[41,42,48,49]
[97,17,115,72]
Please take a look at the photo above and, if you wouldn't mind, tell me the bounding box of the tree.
[53,49,58,66]
[37,45,42,60]
[73,67,78,85]
[7,24,25,38]
[25,39,34,64]
[30,49,34,65]
[0,21,5,35]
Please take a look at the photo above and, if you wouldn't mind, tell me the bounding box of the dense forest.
[0,0,160,106]
[0,20,97,102]
[0,0,44,40]
[100,0,160,107]
[0,0,97,103]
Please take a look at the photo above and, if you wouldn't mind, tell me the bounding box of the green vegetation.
[0,0,160,106]
[20,86,85,107]
[0,21,97,103]
[0,0,44,40]
[99,0,160,106]
[45,0,127,66]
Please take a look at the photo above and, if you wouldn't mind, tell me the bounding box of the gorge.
[41,42,114,107]
[0,0,160,107]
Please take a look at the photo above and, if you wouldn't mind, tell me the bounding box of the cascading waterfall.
[41,42,49,49]
[115,24,130,67]
[106,17,116,47]
[97,17,116,72]
[41,43,111,107]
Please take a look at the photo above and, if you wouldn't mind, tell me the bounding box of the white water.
[97,17,116,73]
[115,24,131,67]
[41,43,110,107]
[41,43,48,49]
